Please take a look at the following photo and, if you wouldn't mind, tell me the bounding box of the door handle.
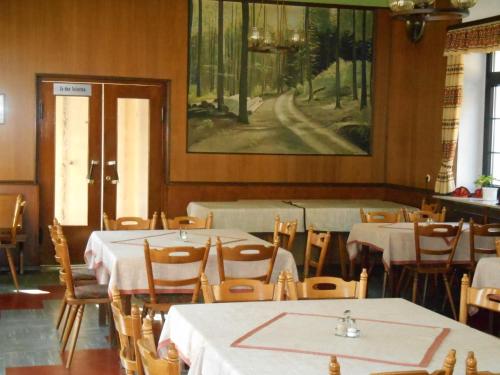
[87,160,99,184]
[105,160,119,184]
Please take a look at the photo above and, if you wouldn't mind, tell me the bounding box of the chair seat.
[72,268,97,281]
[74,283,109,299]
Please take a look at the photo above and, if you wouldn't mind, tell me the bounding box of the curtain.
[434,55,464,194]
[434,20,499,194]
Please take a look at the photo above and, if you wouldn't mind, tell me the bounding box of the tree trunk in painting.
[360,10,368,110]
[238,0,249,124]
[335,8,342,109]
[217,0,224,111]
[196,0,202,97]
[305,7,313,102]
[352,10,358,101]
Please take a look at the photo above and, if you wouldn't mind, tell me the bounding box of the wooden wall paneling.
[0,183,39,268]
[0,0,186,181]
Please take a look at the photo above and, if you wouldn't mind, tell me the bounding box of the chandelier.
[248,0,303,53]
[389,0,478,42]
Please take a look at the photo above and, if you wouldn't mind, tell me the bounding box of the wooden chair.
[402,221,464,320]
[360,208,402,223]
[161,211,213,230]
[200,271,286,303]
[497,239,500,257]
[110,289,144,375]
[55,233,110,368]
[49,221,97,338]
[421,198,439,213]
[371,349,456,375]
[103,212,158,230]
[329,356,341,375]
[142,239,210,317]
[286,269,368,300]
[273,215,298,251]
[136,317,181,375]
[405,207,446,223]
[216,236,279,283]
[467,220,500,271]
[304,226,331,278]
[0,194,25,291]
[459,274,500,325]
[464,351,498,375]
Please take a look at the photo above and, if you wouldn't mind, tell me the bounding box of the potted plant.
[474,175,498,201]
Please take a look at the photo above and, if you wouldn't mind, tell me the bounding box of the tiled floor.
[0,271,118,375]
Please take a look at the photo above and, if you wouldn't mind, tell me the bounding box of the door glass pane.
[493,51,500,73]
[54,96,89,225]
[116,98,150,218]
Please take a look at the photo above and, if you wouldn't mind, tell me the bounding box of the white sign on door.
[54,83,92,96]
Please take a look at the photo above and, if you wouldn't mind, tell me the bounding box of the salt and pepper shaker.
[179,227,188,241]
[335,309,360,338]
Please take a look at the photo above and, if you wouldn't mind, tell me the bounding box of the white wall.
[455,0,500,190]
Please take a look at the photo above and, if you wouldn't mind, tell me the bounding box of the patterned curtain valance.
[444,20,500,56]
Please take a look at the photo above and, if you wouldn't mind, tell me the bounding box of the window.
[483,51,500,183]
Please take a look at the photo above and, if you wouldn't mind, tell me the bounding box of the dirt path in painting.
[189,90,364,154]
[274,90,365,155]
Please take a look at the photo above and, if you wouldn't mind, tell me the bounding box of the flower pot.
[482,187,498,201]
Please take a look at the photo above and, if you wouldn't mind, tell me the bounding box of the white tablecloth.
[346,223,496,270]
[158,298,500,375]
[290,199,416,232]
[186,200,305,232]
[472,257,500,289]
[84,229,298,295]
[187,199,416,233]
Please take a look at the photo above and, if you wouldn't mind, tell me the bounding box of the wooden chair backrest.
[469,220,500,265]
[49,221,66,284]
[497,239,500,257]
[110,289,143,375]
[465,351,498,375]
[273,215,298,251]
[143,239,210,304]
[54,232,76,298]
[162,211,213,230]
[136,318,180,375]
[0,194,22,228]
[287,269,368,300]
[104,212,158,230]
[360,208,402,223]
[371,349,456,375]
[201,272,286,303]
[216,237,279,283]
[329,356,341,375]
[1,195,26,244]
[406,208,446,223]
[421,198,439,213]
[304,227,331,278]
[459,274,500,324]
[413,220,463,271]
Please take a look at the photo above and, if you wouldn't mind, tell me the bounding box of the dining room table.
[157,298,500,375]
[346,222,496,271]
[84,228,299,297]
[472,256,500,289]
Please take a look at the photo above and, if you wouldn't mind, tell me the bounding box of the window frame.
[482,52,500,184]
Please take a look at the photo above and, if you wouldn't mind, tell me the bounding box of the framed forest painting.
[187,0,374,155]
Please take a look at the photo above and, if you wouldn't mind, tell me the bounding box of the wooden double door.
[38,77,167,263]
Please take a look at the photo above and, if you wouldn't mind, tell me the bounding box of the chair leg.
[396,267,407,297]
[59,303,71,342]
[442,274,457,320]
[412,272,419,304]
[382,271,388,298]
[61,305,78,353]
[4,248,20,291]
[66,305,84,368]
[56,295,68,330]
[422,274,429,306]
